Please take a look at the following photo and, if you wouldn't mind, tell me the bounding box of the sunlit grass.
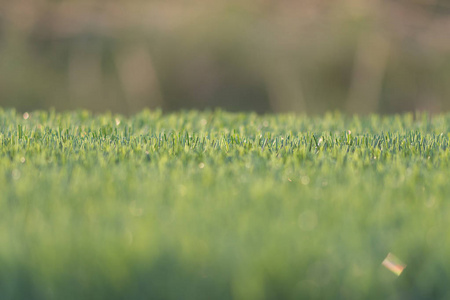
[0,109,449,299]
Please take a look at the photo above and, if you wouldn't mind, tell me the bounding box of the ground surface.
[0,109,449,299]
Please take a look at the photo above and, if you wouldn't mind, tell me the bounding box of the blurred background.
[1,0,450,115]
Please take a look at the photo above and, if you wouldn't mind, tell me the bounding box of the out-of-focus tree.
[1,0,449,114]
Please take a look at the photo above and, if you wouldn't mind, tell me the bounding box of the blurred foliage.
[1,0,450,114]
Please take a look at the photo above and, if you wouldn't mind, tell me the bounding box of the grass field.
[0,109,449,299]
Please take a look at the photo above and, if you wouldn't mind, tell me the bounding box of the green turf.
[0,109,449,299]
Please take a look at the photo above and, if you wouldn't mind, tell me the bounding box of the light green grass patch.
[0,109,449,299]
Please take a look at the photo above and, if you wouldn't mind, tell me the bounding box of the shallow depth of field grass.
[0,109,449,299]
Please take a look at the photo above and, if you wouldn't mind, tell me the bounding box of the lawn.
[0,109,449,299]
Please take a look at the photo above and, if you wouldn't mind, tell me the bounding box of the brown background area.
[1,0,450,115]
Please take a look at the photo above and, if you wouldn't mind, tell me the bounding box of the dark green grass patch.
[0,109,449,299]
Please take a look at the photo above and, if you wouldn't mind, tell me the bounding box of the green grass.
[1,108,449,299]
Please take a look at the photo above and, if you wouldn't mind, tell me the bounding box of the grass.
[0,108,449,299]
